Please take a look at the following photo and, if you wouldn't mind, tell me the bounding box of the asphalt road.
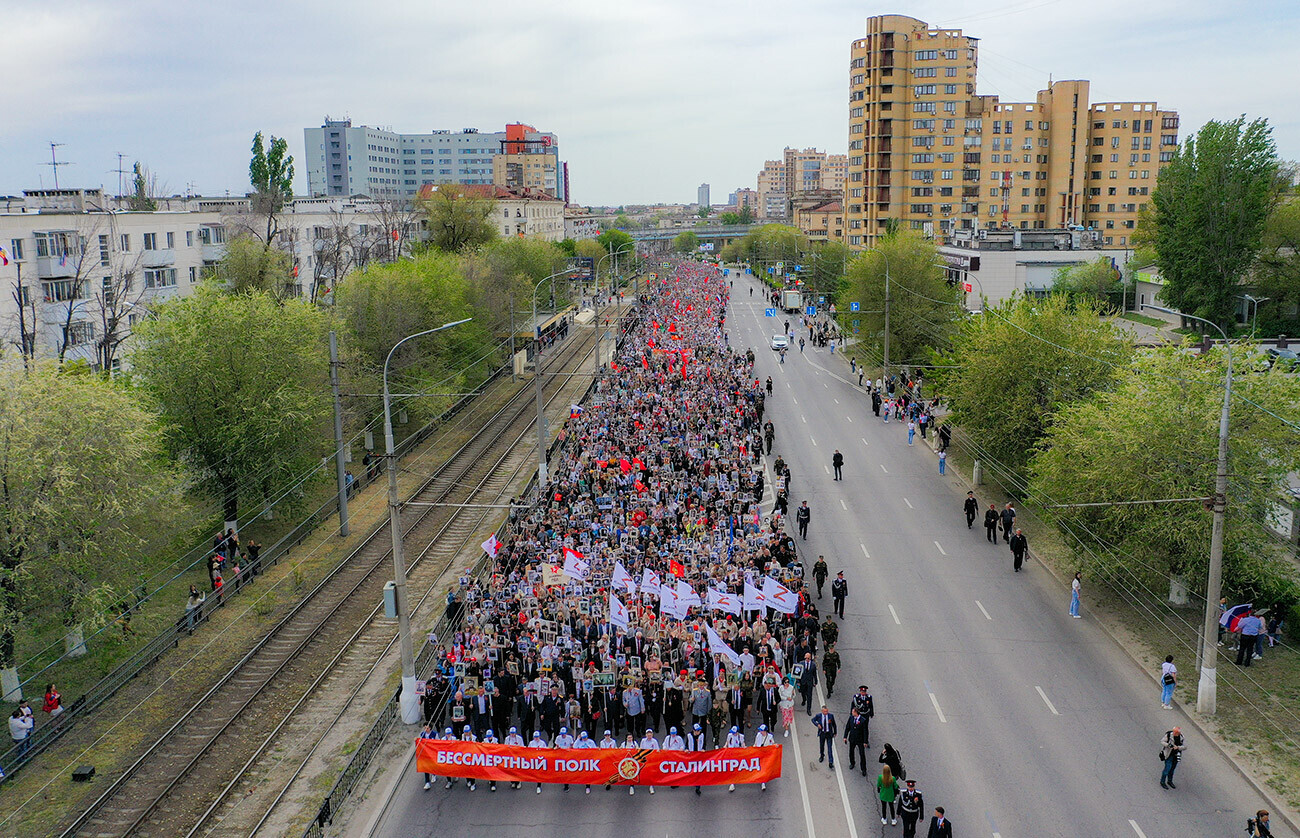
[364,271,1265,838]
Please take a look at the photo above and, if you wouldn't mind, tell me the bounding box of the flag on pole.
[676,581,701,611]
[660,584,684,620]
[612,561,637,595]
[669,559,686,578]
[640,568,662,598]
[1221,603,1253,630]
[609,591,630,630]
[0,245,9,266]
[742,580,765,612]
[705,624,742,666]
[480,534,500,558]
[562,548,589,581]
[761,577,797,614]
[706,587,741,616]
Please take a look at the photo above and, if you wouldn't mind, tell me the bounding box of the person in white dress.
[753,724,776,791]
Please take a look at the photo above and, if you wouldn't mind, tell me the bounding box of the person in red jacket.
[43,683,64,719]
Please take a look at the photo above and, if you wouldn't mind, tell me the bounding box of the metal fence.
[299,306,640,838]
[0,365,506,784]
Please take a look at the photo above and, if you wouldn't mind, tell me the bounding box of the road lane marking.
[833,398,839,404]
[934,540,947,555]
[813,681,860,838]
[801,415,808,424]
[861,437,868,446]
[975,600,993,620]
[879,464,888,473]
[789,698,818,838]
[924,680,947,723]
[810,436,818,446]
[903,498,913,509]
[824,465,831,474]
[888,604,901,625]
[786,381,791,389]
[846,415,852,423]
[1129,821,1148,838]
[823,382,829,388]
[860,543,870,559]
[793,397,799,405]
[986,812,1002,838]
[840,499,847,510]
[1035,686,1060,715]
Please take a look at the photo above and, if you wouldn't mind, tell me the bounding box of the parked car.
[770,334,789,351]
[1265,347,1298,370]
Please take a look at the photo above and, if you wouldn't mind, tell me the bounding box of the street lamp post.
[1242,294,1268,337]
[383,317,472,725]
[1143,303,1231,716]
[532,268,579,488]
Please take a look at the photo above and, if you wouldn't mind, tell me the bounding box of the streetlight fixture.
[1143,303,1231,716]
[532,268,580,487]
[383,317,472,724]
[1242,294,1269,336]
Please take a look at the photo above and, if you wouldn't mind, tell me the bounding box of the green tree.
[597,228,635,257]
[128,161,157,211]
[132,286,330,526]
[807,241,851,305]
[933,294,1133,476]
[738,205,755,224]
[1253,198,1300,336]
[719,224,808,276]
[843,230,958,367]
[214,234,293,298]
[249,131,295,244]
[1030,345,1300,603]
[418,185,498,253]
[1151,117,1283,332]
[0,365,188,669]
[1051,256,1123,310]
[672,231,700,253]
[555,238,578,256]
[718,212,742,226]
[612,214,632,230]
[697,206,710,218]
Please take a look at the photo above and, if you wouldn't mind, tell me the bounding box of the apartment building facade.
[756,149,849,221]
[305,118,565,202]
[846,14,1178,248]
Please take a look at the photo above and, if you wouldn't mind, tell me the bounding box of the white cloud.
[0,0,1296,204]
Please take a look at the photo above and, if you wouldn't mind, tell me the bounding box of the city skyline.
[4,0,1297,206]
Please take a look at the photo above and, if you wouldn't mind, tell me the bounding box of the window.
[911,154,934,163]
[940,152,954,163]
[943,101,957,113]
[915,49,938,60]
[189,266,197,282]
[42,278,82,302]
[943,137,954,146]
[143,233,157,251]
[166,232,175,248]
[121,234,131,251]
[913,102,936,113]
[943,119,955,130]
[915,84,935,95]
[99,235,110,266]
[1110,154,1119,163]
[913,119,935,130]
[945,67,957,77]
[944,84,957,95]
[1141,170,1150,179]
[65,321,95,347]
[913,67,936,78]
[144,268,177,288]
[186,230,193,247]
[942,49,957,60]
[8,238,23,261]
[911,136,934,147]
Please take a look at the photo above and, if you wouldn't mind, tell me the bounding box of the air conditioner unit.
[977,230,989,240]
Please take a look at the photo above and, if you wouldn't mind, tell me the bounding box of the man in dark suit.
[926,807,953,838]
[728,684,749,734]
[798,653,818,715]
[472,689,494,737]
[813,705,837,768]
[843,706,869,775]
[1009,528,1028,572]
[758,681,780,731]
[851,685,875,747]
[963,491,979,529]
[984,505,1000,544]
[796,501,812,539]
[518,685,538,734]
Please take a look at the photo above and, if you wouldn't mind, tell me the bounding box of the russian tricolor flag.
[1221,603,1253,631]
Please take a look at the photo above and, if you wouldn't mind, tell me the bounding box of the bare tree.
[367,199,422,263]
[7,264,38,370]
[91,249,146,373]
[310,209,358,303]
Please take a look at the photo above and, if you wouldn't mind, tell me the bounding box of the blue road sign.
[850,301,861,312]
[767,267,774,274]
[806,305,817,316]
[764,308,776,317]
[723,268,729,276]
[853,326,860,334]
[818,296,825,305]
[852,319,860,326]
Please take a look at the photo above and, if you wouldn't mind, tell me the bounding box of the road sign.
[794,265,804,272]
[723,268,729,276]
[806,305,817,316]
[852,319,860,327]
[764,308,776,317]
[775,261,785,274]
[853,326,860,334]
[661,261,671,269]
[962,282,973,293]
[850,302,861,312]
[818,296,825,305]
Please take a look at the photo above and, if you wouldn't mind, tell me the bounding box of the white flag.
[659,584,681,620]
[562,548,589,581]
[481,534,500,558]
[743,580,766,612]
[705,624,742,666]
[676,580,702,610]
[707,587,741,616]
[612,560,637,595]
[640,568,662,598]
[609,591,630,630]
[761,576,797,615]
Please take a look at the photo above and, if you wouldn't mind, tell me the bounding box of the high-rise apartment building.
[698,183,711,209]
[846,14,1178,248]
[305,119,564,202]
[757,160,786,219]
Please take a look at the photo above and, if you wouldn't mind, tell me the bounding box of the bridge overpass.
[629,224,758,245]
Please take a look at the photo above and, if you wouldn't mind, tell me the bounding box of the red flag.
[669,560,685,578]
[619,458,632,474]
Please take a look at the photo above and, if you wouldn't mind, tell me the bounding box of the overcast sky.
[4,0,1297,207]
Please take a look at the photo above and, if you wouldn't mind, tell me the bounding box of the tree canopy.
[132,286,330,525]
[672,231,700,254]
[1050,256,1124,310]
[214,234,294,298]
[419,186,498,253]
[249,132,295,242]
[1151,117,1283,332]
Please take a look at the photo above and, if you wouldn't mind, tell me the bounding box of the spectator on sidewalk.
[9,708,33,758]
[186,585,206,632]
[1160,655,1177,709]
[42,684,64,719]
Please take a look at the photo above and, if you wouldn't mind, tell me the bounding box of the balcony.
[142,248,175,268]
[200,243,226,262]
[34,256,77,279]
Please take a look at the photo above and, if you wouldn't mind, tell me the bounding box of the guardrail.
[0,364,508,784]
[299,307,640,838]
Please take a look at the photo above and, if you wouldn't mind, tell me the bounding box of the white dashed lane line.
[934,541,947,555]
[888,604,901,625]
[1035,686,1061,716]
[860,543,870,559]
[975,600,993,620]
[840,499,847,510]
[924,680,947,723]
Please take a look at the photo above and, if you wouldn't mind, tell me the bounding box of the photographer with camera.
[1247,810,1272,837]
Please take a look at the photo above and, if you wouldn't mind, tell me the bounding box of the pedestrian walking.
[637,729,659,795]
[418,723,438,790]
[813,705,837,768]
[778,679,796,738]
[938,450,946,475]
[899,779,925,837]
[813,555,829,599]
[938,423,951,452]
[1160,726,1185,789]
[984,504,1000,544]
[844,707,868,775]
[859,370,866,387]
[1000,502,1016,541]
[505,727,526,789]
[1161,655,1177,709]
[964,491,978,529]
[1009,528,1028,572]
[831,571,848,619]
[1069,572,1082,618]
[877,764,901,825]
[907,420,916,446]
[926,807,953,838]
[796,501,811,540]
[879,742,903,781]
[852,686,875,747]
[798,653,818,715]
[832,449,844,480]
[822,643,841,698]
[1248,810,1274,837]
[753,725,775,790]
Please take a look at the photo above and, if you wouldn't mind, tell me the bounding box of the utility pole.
[113,153,130,200]
[328,331,350,536]
[46,142,70,189]
[881,249,892,386]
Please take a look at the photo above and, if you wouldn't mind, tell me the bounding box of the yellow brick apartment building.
[846,14,1179,249]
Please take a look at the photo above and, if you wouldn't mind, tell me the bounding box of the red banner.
[416,740,782,786]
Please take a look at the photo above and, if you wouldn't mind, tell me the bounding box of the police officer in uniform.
[851,685,875,747]
[899,778,924,837]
